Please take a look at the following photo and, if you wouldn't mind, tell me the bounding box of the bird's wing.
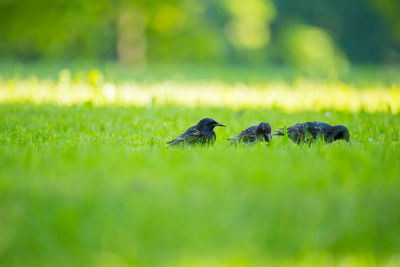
[288,123,305,135]
[230,134,240,143]
[166,138,180,144]
[232,126,256,143]
[291,122,331,143]
[181,126,202,142]
[241,126,257,142]
[168,126,201,145]
[307,122,331,137]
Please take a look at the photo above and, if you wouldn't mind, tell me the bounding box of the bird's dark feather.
[168,118,223,146]
[275,122,349,144]
[231,126,258,143]
[168,126,202,145]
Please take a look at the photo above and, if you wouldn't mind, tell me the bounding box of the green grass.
[1,65,400,266]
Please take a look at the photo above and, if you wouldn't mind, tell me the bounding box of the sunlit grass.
[0,69,399,113]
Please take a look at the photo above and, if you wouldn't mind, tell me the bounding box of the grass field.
[1,64,400,266]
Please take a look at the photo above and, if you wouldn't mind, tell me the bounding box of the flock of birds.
[167,118,350,146]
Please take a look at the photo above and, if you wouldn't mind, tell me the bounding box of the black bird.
[231,122,272,144]
[167,118,226,146]
[274,121,350,144]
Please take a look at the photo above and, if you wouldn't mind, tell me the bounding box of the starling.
[167,118,226,146]
[231,122,272,144]
[274,121,350,144]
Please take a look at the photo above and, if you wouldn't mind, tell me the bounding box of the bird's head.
[197,118,226,130]
[256,122,272,142]
[330,125,350,142]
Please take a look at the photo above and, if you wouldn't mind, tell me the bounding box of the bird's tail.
[273,128,286,136]
[167,138,183,146]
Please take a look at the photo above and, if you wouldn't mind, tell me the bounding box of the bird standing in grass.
[167,118,226,146]
[274,121,350,144]
[231,122,272,144]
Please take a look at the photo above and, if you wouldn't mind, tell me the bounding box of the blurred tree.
[116,2,147,63]
[280,24,349,78]
[223,0,275,62]
[370,0,400,63]
[0,0,399,64]
[271,0,400,63]
[0,0,117,60]
[145,0,227,63]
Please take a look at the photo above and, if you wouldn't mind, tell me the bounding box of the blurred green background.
[1,1,400,267]
[1,0,400,70]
